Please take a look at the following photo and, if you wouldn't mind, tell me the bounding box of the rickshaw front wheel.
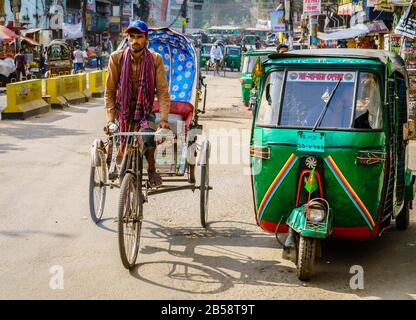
[88,150,107,223]
[297,236,317,281]
[200,159,210,228]
[396,201,410,230]
[118,173,143,270]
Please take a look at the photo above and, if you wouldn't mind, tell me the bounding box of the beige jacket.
[104,48,170,123]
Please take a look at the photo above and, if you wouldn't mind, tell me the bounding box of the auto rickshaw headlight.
[307,208,326,223]
[240,78,244,83]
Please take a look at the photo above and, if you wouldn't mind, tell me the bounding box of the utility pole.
[181,0,187,34]
[82,0,87,49]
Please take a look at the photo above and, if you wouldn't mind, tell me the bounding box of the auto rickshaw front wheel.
[396,201,410,230]
[297,236,317,281]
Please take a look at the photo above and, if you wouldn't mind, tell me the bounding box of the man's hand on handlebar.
[104,121,118,135]
[159,120,170,130]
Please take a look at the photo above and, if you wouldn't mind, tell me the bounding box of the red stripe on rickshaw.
[325,156,376,230]
[257,154,298,224]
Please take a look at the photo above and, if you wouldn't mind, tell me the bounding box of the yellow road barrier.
[46,76,68,108]
[102,70,107,89]
[61,74,86,104]
[78,73,92,102]
[88,70,105,97]
[2,79,50,120]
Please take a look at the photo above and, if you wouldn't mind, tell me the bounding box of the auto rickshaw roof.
[244,48,275,56]
[267,48,406,74]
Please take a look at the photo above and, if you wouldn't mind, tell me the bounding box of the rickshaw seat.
[152,100,194,135]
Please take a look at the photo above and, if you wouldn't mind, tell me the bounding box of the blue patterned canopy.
[148,28,197,103]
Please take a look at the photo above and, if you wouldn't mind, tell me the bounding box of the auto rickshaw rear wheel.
[297,236,317,281]
[396,201,410,230]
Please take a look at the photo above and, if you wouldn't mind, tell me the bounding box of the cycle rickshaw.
[88,28,211,269]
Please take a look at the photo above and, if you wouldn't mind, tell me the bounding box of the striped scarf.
[116,47,155,133]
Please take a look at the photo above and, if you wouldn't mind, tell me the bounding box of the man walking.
[14,49,26,81]
[104,20,171,187]
[73,46,84,73]
[96,44,103,70]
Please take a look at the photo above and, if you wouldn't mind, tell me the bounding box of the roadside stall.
[0,26,17,86]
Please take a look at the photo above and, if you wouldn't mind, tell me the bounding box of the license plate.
[244,84,252,89]
[297,131,325,153]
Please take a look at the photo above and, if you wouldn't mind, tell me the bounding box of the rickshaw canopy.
[148,28,198,104]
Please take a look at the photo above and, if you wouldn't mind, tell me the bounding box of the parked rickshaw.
[240,48,274,107]
[45,40,72,77]
[89,28,211,270]
[250,49,416,280]
[224,45,241,72]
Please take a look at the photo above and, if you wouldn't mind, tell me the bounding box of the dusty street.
[0,72,415,300]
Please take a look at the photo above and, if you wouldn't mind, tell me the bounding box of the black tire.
[297,236,317,281]
[118,172,143,270]
[396,201,410,230]
[200,159,210,228]
[88,151,107,223]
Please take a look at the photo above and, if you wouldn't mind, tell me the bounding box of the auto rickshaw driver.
[305,85,354,128]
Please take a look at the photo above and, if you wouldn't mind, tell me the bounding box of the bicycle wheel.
[118,172,143,270]
[89,150,107,223]
[200,157,210,228]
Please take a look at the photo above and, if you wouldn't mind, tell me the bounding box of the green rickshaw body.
[251,49,415,241]
[224,45,242,71]
[241,49,274,105]
[199,43,212,68]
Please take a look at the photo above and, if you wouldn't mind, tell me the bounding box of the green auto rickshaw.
[199,43,212,69]
[224,45,241,72]
[240,48,274,107]
[250,49,416,280]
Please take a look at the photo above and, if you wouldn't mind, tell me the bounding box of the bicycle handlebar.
[109,129,173,139]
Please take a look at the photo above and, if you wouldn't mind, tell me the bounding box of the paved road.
[0,72,415,299]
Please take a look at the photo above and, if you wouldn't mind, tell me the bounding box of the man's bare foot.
[148,171,162,188]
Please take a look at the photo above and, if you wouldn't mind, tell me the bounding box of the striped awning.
[0,25,17,42]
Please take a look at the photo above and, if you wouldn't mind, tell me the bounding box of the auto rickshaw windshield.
[256,70,383,130]
[227,47,240,56]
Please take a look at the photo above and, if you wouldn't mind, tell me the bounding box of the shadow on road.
[127,218,416,299]
[0,143,26,154]
[129,220,299,295]
[0,122,86,141]
[0,229,75,239]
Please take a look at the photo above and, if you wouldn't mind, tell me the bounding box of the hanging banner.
[338,3,353,15]
[367,20,389,33]
[387,0,412,6]
[62,23,83,40]
[395,5,416,39]
[87,0,96,12]
[303,0,321,16]
[270,9,285,32]
[367,0,379,7]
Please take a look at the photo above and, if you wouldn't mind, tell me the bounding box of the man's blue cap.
[126,20,148,34]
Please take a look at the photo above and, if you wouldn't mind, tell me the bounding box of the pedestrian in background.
[14,49,27,81]
[96,43,103,70]
[73,46,84,73]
